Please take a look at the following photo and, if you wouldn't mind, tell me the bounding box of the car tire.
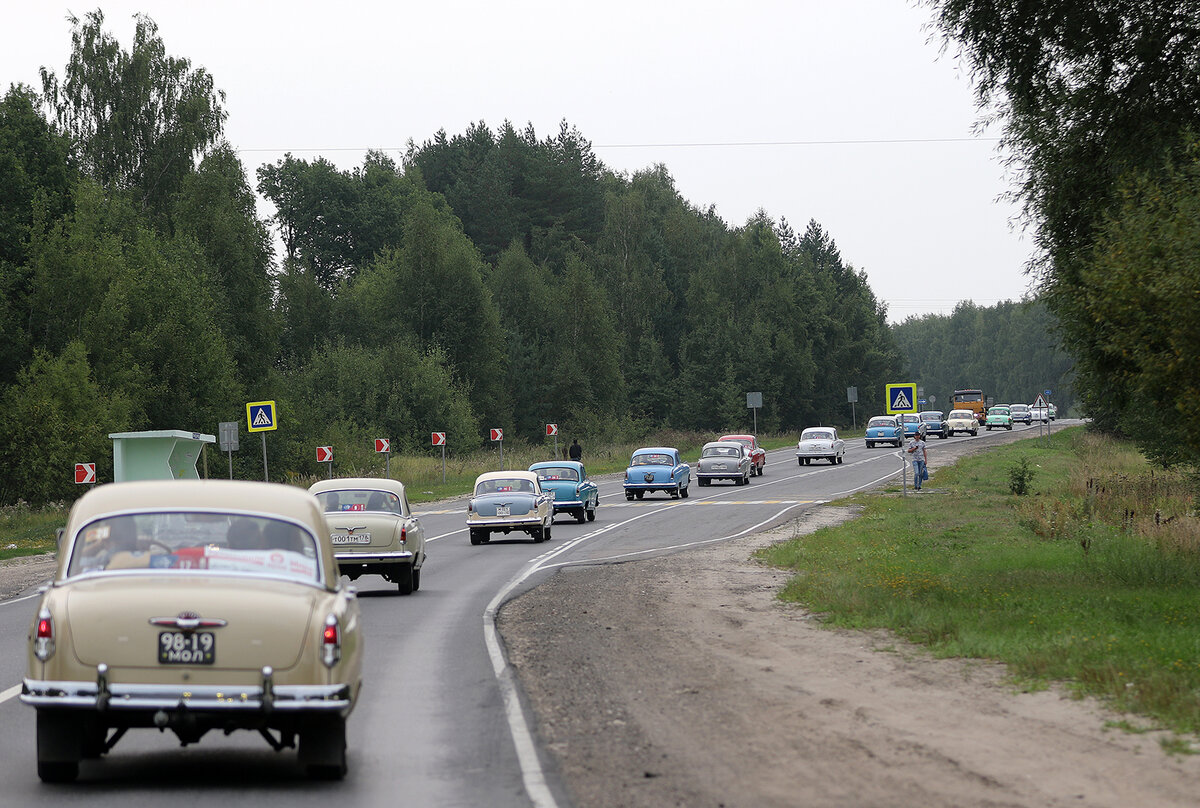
[758,463,764,476]
[1007,425,1012,430]
[837,454,843,464]
[680,485,689,499]
[301,716,347,780]
[575,508,586,523]
[699,477,710,486]
[532,526,545,543]
[634,491,643,500]
[37,711,81,783]
[625,491,634,501]
[396,564,414,595]
[412,566,421,591]
[586,505,597,521]
[469,528,485,545]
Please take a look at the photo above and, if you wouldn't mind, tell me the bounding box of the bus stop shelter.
[109,430,216,482]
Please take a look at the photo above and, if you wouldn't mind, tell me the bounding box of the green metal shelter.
[109,430,216,482]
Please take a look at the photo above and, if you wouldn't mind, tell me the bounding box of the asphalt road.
[0,421,1062,806]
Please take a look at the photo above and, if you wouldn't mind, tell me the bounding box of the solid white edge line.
[0,683,21,706]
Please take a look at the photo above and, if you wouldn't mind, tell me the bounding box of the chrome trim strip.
[21,678,351,711]
[334,551,414,563]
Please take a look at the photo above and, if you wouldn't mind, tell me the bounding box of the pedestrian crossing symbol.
[885,383,918,414]
[246,400,278,432]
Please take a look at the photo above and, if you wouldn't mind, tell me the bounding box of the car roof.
[801,426,836,433]
[632,447,678,456]
[718,434,755,442]
[309,477,407,496]
[703,440,745,449]
[476,470,540,483]
[529,460,585,471]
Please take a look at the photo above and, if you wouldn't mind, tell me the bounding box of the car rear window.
[867,418,895,428]
[476,478,535,494]
[67,512,320,583]
[315,489,403,514]
[802,431,833,441]
[534,467,579,481]
[702,446,741,457]
[631,453,673,466]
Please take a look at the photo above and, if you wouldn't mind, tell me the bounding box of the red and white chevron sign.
[431,432,446,446]
[375,438,390,453]
[490,428,503,442]
[316,446,333,463]
[74,463,96,485]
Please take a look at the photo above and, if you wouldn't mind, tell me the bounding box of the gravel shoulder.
[0,553,56,601]
[498,433,1200,808]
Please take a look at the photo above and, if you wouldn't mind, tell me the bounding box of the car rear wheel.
[469,528,486,545]
[575,508,587,523]
[37,711,81,783]
[837,454,844,464]
[680,485,689,499]
[395,564,414,595]
[586,504,597,521]
[634,491,644,500]
[412,566,421,591]
[866,441,874,448]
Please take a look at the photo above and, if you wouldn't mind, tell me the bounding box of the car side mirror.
[55,527,65,549]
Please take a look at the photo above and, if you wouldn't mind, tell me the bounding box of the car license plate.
[158,631,215,665]
[330,533,371,544]
[496,505,510,517]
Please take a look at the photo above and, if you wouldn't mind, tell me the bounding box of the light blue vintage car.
[624,447,690,500]
[529,461,599,523]
[865,415,903,448]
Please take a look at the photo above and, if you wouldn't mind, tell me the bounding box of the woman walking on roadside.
[906,430,928,491]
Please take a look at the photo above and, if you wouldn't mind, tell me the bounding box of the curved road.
[0,422,1059,806]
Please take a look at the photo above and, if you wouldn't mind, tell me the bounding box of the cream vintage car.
[466,470,554,544]
[308,478,425,595]
[22,480,362,783]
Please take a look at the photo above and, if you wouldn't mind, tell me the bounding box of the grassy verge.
[0,501,64,561]
[758,427,1200,742]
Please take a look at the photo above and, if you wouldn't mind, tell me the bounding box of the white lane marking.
[0,683,21,706]
[0,590,43,609]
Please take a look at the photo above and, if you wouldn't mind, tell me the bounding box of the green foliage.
[39,10,226,218]
[1008,456,1035,495]
[891,299,1075,412]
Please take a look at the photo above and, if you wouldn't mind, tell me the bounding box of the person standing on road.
[569,439,582,462]
[906,430,928,491]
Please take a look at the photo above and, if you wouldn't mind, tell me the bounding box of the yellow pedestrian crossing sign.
[886,383,918,414]
[246,400,278,432]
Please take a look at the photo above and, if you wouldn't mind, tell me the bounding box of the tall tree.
[39,10,226,219]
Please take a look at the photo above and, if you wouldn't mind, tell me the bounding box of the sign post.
[746,392,763,434]
[375,438,391,478]
[245,401,278,481]
[218,421,238,479]
[491,428,504,469]
[317,446,333,478]
[432,432,447,484]
[847,386,858,430]
[546,423,558,459]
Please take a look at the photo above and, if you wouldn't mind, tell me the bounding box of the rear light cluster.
[321,614,341,668]
[34,608,55,661]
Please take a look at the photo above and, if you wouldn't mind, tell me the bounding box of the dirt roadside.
[497,431,1200,808]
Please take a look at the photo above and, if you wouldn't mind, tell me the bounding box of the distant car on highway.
[900,413,926,438]
[529,460,598,523]
[696,441,752,486]
[624,447,691,500]
[865,416,903,448]
[947,409,979,436]
[309,477,426,594]
[918,411,949,439]
[1009,403,1032,425]
[22,480,362,782]
[718,434,766,476]
[986,406,1013,431]
[467,471,555,544]
[796,427,845,465]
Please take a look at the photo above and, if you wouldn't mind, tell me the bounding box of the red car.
[718,434,765,476]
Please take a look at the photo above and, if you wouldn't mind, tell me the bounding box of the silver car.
[796,427,845,465]
[696,441,751,486]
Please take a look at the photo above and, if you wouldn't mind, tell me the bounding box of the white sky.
[1,1,1038,322]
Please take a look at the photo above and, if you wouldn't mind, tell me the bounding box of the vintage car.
[985,405,1013,431]
[918,410,949,439]
[466,470,554,544]
[865,415,903,448]
[696,441,752,486]
[624,447,691,500]
[528,461,599,523]
[718,434,766,476]
[22,480,362,782]
[796,427,845,465]
[899,413,926,438]
[1009,403,1032,425]
[308,478,425,595]
[947,408,979,436]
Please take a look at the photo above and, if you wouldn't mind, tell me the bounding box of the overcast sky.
[2,1,1038,322]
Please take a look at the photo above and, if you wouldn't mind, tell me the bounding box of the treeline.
[926,1,1200,466]
[891,300,1075,412]
[0,11,905,505]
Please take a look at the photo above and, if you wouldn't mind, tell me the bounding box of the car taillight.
[400,525,407,543]
[468,499,474,513]
[34,608,55,661]
[322,614,341,668]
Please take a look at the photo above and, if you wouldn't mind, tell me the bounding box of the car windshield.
[534,467,579,482]
[949,410,973,418]
[631,453,673,466]
[721,437,753,448]
[955,392,983,402]
[867,418,894,428]
[702,445,741,458]
[1011,405,1029,412]
[802,430,833,441]
[315,489,402,514]
[67,512,320,583]
[476,478,535,495]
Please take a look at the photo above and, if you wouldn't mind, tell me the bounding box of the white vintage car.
[947,408,979,436]
[796,427,845,465]
[22,480,362,782]
[308,478,426,594]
